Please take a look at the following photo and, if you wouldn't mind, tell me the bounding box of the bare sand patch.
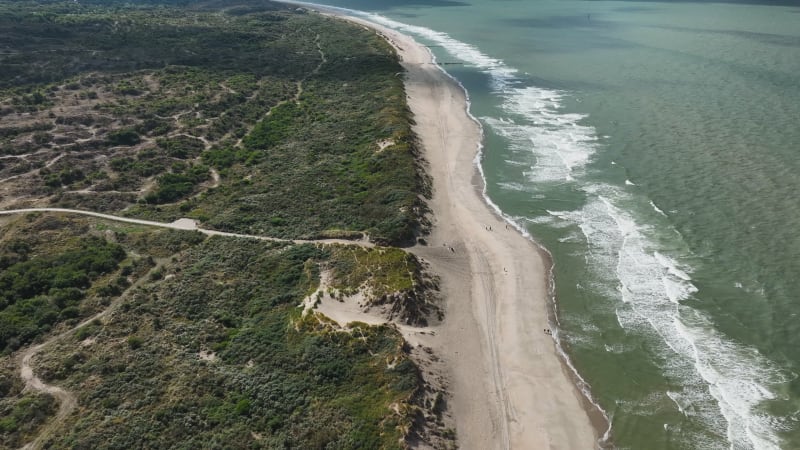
[170,218,198,230]
[198,350,217,362]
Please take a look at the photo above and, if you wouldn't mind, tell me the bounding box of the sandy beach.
[299,5,600,448]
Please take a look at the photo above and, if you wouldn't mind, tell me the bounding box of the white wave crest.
[358,12,517,89]
[650,200,668,217]
[362,9,598,184]
[555,185,788,449]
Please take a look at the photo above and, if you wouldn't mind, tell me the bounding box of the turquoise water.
[309,1,800,448]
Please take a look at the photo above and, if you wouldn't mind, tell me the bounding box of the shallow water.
[309,0,800,447]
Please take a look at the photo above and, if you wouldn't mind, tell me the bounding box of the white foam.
[480,85,598,183]
[663,276,688,304]
[650,200,668,217]
[355,12,518,90]
[557,231,583,243]
[678,317,790,449]
[563,185,788,449]
[497,181,531,192]
[625,179,635,186]
[654,251,693,281]
[528,213,572,228]
[358,8,598,185]
[544,143,788,448]
[503,158,529,167]
[667,390,689,416]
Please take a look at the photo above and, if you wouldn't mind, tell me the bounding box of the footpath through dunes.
[321,9,600,450]
[0,208,374,248]
[18,343,75,450]
[16,259,167,450]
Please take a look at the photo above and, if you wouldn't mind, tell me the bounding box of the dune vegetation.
[0,0,449,448]
[0,212,442,449]
[0,0,429,245]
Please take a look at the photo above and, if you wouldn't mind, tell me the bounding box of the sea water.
[306,0,800,448]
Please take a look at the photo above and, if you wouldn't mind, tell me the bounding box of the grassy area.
[0,0,429,245]
[0,214,129,354]
[0,216,441,448]
[19,226,425,448]
[0,214,211,354]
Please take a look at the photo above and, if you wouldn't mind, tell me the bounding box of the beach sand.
[301,6,600,448]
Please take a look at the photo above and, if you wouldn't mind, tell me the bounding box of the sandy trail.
[17,262,166,450]
[209,168,220,188]
[0,208,374,248]
[317,9,600,449]
[18,343,76,450]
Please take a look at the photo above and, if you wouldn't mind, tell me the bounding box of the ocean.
[304,0,800,448]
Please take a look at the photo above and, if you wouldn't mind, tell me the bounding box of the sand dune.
[333,12,601,449]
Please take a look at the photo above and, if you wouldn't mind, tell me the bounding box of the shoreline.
[291,3,603,447]
[414,19,614,443]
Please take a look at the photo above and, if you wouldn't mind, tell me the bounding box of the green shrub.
[106,129,140,146]
[0,235,126,353]
[145,165,209,204]
[127,336,143,349]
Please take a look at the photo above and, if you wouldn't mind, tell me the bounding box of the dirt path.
[18,344,76,450]
[17,262,166,450]
[0,152,65,184]
[209,168,220,188]
[0,153,37,160]
[164,132,212,150]
[0,208,374,248]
